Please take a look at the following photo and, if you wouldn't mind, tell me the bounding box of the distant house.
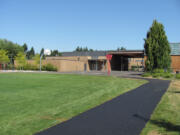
[45,43,180,72]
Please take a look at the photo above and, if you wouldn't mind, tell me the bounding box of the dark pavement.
[36,79,170,135]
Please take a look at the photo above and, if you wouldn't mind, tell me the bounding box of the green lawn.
[0,73,146,135]
[141,80,180,135]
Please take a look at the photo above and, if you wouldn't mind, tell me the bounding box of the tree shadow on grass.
[168,91,180,94]
[133,114,180,133]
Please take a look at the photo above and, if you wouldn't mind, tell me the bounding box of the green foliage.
[16,63,38,70]
[26,47,35,59]
[131,65,143,71]
[152,73,161,78]
[75,46,94,52]
[32,54,40,65]
[23,63,38,70]
[42,63,57,71]
[117,46,126,51]
[152,72,174,78]
[151,69,173,78]
[15,52,27,69]
[17,63,57,71]
[131,66,136,71]
[6,64,14,70]
[162,73,174,78]
[144,20,171,71]
[0,39,23,64]
[22,43,28,52]
[175,74,180,79]
[153,68,164,73]
[142,72,151,77]
[142,69,174,78]
[40,48,45,59]
[50,50,62,56]
[0,50,10,64]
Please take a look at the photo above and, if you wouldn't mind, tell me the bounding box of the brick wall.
[144,56,180,72]
[171,56,180,72]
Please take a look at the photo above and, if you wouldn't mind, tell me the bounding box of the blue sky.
[0,0,180,53]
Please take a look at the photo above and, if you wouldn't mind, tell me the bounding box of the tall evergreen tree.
[30,47,35,56]
[22,43,28,53]
[27,47,35,59]
[144,20,171,71]
[75,46,94,52]
[117,46,126,51]
[50,50,61,56]
[40,48,45,59]
[40,48,44,56]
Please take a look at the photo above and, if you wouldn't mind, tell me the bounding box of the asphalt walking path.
[36,79,170,135]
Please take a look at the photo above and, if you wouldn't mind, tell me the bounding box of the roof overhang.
[108,50,144,58]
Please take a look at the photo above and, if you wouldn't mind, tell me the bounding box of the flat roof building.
[45,43,180,72]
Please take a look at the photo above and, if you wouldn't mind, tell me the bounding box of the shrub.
[142,72,151,77]
[15,63,57,71]
[176,74,180,79]
[167,68,173,73]
[16,63,38,70]
[143,69,174,79]
[6,64,14,70]
[152,73,161,78]
[162,73,174,78]
[131,66,136,71]
[153,69,164,73]
[42,63,57,71]
[24,63,39,70]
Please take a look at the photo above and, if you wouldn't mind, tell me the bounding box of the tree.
[15,52,26,70]
[89,49,94,52]
[50,50,61,56]
[117,46,126,51]
[75,46,80,51]
[75,46,94,52]
[33,54,40,65]
[22,43,28,53]
[0,50,10,69]
[40,48,45,59]
[30,47,35,56]
[27,47,35,59]
[0,39,24,64]
[144,20,171,71]
[40,48,44,56]
[83,47,88,51]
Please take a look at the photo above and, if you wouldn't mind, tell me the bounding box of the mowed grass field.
[0,73,146,135]
[141,80,180,135]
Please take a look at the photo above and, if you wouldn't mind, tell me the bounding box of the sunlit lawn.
[141,80,180,135]
[0,73,146,135]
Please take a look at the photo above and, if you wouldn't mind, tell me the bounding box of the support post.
[40,54,43,71]
[96,60,98,71]
[106,54,112,75]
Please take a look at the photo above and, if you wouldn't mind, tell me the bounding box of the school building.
[45,43,180,72]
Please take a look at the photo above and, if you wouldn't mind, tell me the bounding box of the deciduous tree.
[0,50,10,69]
[15,52,26,70]
[0,39,24,64]
[22,43,28,53]
[33,54,40,65]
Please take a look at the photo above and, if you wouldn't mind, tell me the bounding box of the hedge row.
[16,63,57,71]
[142,68,179,79]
